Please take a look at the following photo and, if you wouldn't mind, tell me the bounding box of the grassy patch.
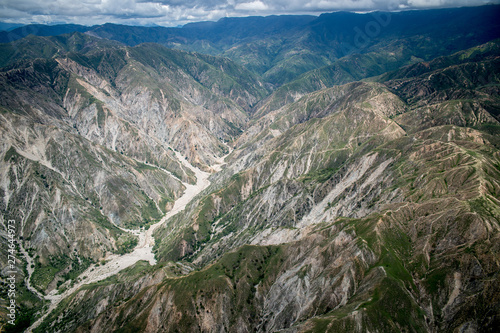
[31,265,60,292]
[116,234,139,255]
[62,257,93,282]
[361,277,427,332]
[424,268,447,294]
[96,104,106,128]
[134,161,157,172]
[3,146,20,163]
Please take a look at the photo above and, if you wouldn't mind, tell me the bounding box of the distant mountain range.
[0,5,499,333]
[0,23,24,32]
[2,5,500,86]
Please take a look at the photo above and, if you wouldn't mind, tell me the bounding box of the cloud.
[0,0,497,26]
[235,1,269,11]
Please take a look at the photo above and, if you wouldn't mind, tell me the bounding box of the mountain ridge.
[2,5,500,86]
[0,12,499,333]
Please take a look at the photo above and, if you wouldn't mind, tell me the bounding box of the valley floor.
[26,150,226,332]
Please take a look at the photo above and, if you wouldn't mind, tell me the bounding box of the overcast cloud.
[0,0,497,26]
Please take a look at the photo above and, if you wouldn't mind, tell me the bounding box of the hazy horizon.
[0,0,498,27]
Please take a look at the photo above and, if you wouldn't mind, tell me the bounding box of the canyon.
[0,6,499,332]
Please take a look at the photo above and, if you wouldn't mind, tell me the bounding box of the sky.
[0,0,497,27]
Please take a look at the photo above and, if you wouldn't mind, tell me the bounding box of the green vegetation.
[31,254,95,292]
[3,146,20,163]
[31,265,60,292]
[62,257,93,282]
[116,234,139,255]
[2,304,37,333]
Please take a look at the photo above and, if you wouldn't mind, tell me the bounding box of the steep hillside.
[0,32,123,68]
[1,33,269,167]
[0,33,267,311]
[30,44,500,332]
[253,39,500,120]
